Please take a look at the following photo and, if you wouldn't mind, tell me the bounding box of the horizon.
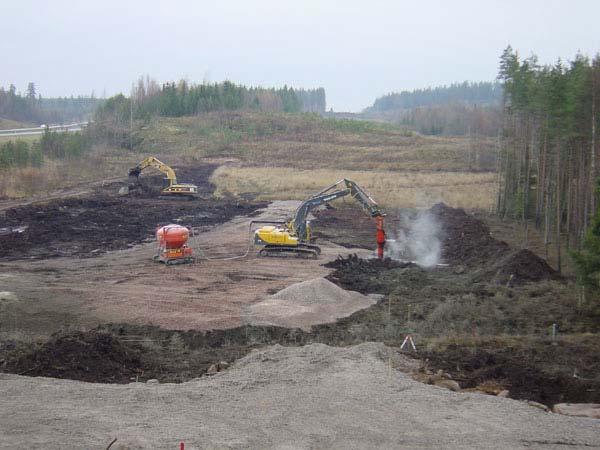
[2,0,600,111]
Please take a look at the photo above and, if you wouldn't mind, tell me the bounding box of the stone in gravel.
[526,401,550,412]
[553,403,600,419]
[434,379,461,392]
[206,364,218,375]
[146,379,159,384]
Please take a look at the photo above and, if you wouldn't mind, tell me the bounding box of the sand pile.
[246,278,380,330]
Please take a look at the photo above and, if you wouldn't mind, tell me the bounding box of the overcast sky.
[2,0,600,111]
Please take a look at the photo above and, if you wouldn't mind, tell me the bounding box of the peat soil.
[0,164,266,260]
[2,203,599,407]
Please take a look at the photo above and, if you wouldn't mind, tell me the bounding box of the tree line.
[366,81,502,112]
[0,83,100,124]
[0,129,92,170]
[362,81,502,136]
[496,46,600,282]
[95,77,325,123]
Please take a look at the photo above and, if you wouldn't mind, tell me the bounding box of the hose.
[190,219,285,262]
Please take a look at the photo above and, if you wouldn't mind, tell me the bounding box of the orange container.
[156,224,189,249]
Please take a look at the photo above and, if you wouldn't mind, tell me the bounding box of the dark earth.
[0,165,267,260]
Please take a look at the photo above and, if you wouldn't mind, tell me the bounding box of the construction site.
[1,154,600,449]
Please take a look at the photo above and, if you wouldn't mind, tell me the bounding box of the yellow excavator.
[127,156,198,197]
[254,179,386,259]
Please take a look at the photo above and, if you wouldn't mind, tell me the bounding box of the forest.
[95,77,326,123]
[366,81,502,112]
[362,82,502,135]
[0,83,100,124]
[496,46,600,286]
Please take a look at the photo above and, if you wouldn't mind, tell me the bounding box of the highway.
[0,122,88,137]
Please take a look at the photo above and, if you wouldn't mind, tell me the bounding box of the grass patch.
[210,166,497,209]
[0,118,34,130]
[0,134,40,145]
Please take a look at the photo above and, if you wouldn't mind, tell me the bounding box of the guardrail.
[0,122,89,137]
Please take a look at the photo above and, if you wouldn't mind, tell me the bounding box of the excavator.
[254,179,386,259]
[127,156,198,197]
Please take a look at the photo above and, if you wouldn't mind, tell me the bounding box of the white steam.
[386,210,442,267]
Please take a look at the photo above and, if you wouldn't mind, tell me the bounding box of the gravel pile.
[2,343,598,449]
[246,278,380,330]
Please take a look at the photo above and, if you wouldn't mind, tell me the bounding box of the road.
[0,122,88,137]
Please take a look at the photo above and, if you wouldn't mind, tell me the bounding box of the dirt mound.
[429,203,510,266]
[422,339,600,406]
[2,330,144,383]
[325,254,413,294]
[492,249,560,285]
[247,278,379,330]
[271,277,366,303]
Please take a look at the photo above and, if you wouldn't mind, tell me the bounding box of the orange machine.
[154,224,194,265]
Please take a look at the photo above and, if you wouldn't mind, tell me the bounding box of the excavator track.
[258,244,320,259]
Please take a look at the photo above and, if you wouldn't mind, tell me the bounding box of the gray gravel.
[247,278,379,330]
[1,342,599,449]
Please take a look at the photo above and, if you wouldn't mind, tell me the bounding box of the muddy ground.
[2,199,599,408]
[0,164,266,259]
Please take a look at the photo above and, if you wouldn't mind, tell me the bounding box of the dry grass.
[139,113,498,173]
[0,118,33,130]
[1,112,498,207]
[0,134,40,144]
[0,145,139,199]
[210,166,497,209]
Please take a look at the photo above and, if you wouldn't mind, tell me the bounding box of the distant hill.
[365,81,502,113]
[361,81,502,136]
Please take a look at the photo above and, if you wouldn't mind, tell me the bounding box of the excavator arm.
[129,156,178,187]
[126,156,198,197]
[290,179,384,240]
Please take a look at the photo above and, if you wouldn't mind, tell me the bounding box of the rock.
[553,403,600,419]
[526,401,550,412]
[475,380,505,395]
[454,265,465,274]
[118,186,129,196]
[411,372,433,384]
[218,361,229,370]
[434,379,461,392]
[497,390,510,398]
[206,364,219,375]
[0,291,18,303]
[146,379,159,385]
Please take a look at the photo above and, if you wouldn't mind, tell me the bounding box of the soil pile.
[491,249,560,285]
[247,278,380,330]
[2,330,144,383]
[325,254,413,294]
[422,341,600,406]
[429,203,510,266]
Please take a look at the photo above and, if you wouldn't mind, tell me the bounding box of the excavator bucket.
[128,166,141,181]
